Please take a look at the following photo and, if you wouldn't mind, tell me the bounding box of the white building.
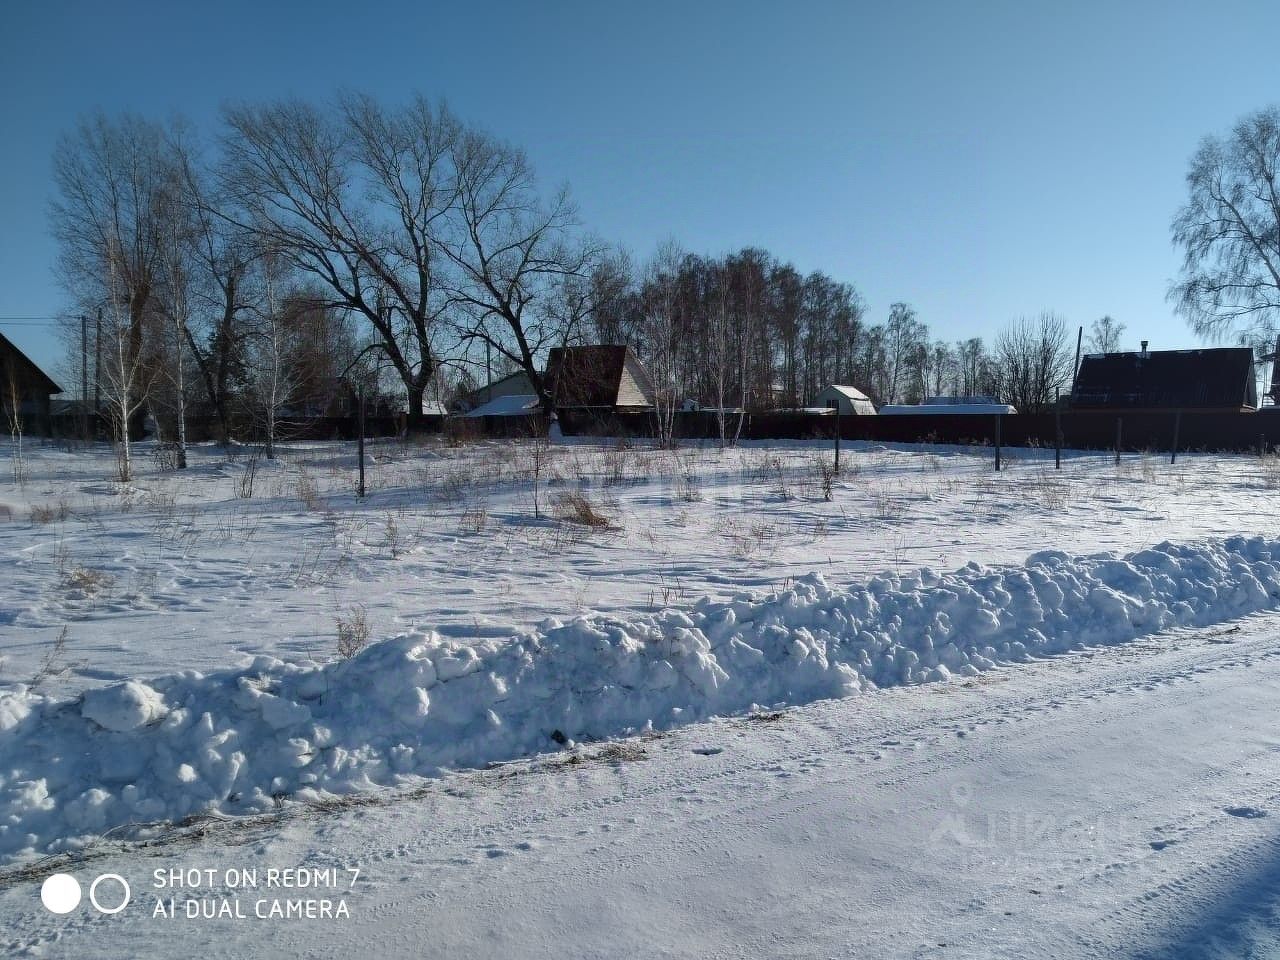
[813,384,877,416]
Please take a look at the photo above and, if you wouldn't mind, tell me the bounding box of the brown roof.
[545,345,651,409]
[1071,347,1256,410]
[0,332,62,396]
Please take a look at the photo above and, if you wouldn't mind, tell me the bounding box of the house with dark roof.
[0,332,63,432]
[1070,345,1257,412]
[544,345,655,412]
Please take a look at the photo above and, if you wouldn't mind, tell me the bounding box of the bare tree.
[2,359,25,484]
[170,125,256,442]
[954,338,988,397]
[156,183,196,467]
[1087,315,1125,353]
[883,303,926,403]
[100,251,158,482]
[444,124,615,413]
[705,267,746,447]
[52,112,170,443]
[994,312,1073,412]
[1172,106,1280,344]
[241,250,301,460]
[639,241,684,448]
[221,95,456,428]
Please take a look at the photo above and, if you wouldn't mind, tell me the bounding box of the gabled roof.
[1071,347,1256,410]
[880,402,1017,415]
[545,345,654,408]
[464,394,540,417]
[0,332,62,395]
[822,384,872,402]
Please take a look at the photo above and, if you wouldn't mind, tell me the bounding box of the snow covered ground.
[3,436,1276,686]
[5,612,1280,958]
[3,436,1280,956]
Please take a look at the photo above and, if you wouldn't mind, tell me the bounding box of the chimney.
[1140,340,1149,357]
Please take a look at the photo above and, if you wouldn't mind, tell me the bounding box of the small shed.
[814,384,877,416]
[1070,346,1257,411]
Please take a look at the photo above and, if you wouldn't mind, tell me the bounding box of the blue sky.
[3,0,1279,380]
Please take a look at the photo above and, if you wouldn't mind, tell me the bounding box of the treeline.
[597,245,1079,422]
[51,93,1096,473]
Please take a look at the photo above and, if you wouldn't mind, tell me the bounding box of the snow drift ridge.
[3,535,1280,863]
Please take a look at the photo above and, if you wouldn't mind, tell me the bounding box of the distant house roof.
[463,369,537,410]
[0,332,62,396]
[545,345,655,409]
[880,402,1017,415]
[464,394,541,417]
[1071,348,1257,410]
[827,385,872,402]
[924,395,1001,406]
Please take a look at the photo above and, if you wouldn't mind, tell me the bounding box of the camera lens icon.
[40,873,80,914]
[41,872,131,915]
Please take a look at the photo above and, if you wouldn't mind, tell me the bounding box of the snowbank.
[3,536,1280,863]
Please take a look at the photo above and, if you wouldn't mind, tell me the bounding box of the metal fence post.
[1055,405,1062,470]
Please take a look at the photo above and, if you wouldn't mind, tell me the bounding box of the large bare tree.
[169,124,257,442]
[221,95,458,427]
[1172,106,1280,343]
[994,312,1073,412]
[52,112,171,448]
[443,125,616,412]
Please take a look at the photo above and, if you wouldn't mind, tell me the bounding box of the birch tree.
[1172,105,1280,344]
[52,113,169,445]
[242,251,299,459]
[639,242,684,448]
[100,250,157,482]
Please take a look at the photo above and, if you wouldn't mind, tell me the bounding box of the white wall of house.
[617,351,656,408]
[815,385,876,416]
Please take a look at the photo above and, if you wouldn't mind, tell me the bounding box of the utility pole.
[357,381,366,499]
[80,315,89,442]
[1070,325,1083,394]
[93,307,102,437]
[832,400,841,474]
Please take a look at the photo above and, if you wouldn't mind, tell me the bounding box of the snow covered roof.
[879,402,1017,415]
[815,384,877,415]
[823,384,871,402]
[464,394,541,417]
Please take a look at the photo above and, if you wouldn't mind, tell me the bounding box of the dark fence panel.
[30,407,1280,453]
[559,407,1280,453]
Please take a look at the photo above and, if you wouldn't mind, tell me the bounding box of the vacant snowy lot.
[3,436,1276,686]
[4,436,1280,957]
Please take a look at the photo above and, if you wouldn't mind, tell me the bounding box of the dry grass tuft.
[335,604,372,659]
[556,492,613,528]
